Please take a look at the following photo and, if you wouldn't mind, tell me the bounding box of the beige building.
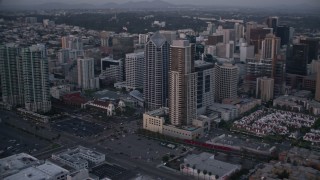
[143,108,167,134]
[143,108,210,140]
[214,63,238,102]
[256,77,274,102]
[316,63,320,101]
[169,40,197,126]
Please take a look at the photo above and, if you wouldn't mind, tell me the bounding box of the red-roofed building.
[62,92,88,108]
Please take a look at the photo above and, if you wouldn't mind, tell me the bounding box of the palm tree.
[215,175,219,180]
[197,169,201,180]
[208,172,212,180]
[181,165,185,175]
[203,170,207,180]
[186,164,190,176]
[192,164,196,177]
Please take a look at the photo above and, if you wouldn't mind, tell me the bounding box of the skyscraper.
[286,44,309,76]
[0,43,24,107]
[21,44,51,113]
[256,77,274,102]
[169,40,197,126]
[276,25,290,46]
[300,38,319,63]
[261,33,281,60]
[215,63,238,102]
[125,52,145,89]
[144,32,169,110]
[266,16,279,34]
[195,60,215,109]
[78,58,99,90]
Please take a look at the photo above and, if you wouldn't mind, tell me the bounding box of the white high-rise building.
[21,44,51,113]
[78,58,99,90]
[100,57,123,83]
[125,52,144,89]
[0,43,24,108]
[240,43,255,62]
[138,34,149,44]
[215,63,238,102]
[61,35,83,50]
[234,23,244,43]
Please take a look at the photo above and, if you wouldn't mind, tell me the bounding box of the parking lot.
[91,163,129,180]
[0,122,50,158]
[52,118,104,137]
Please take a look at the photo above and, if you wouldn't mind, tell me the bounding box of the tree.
[186,164,190,175]
[203,170,207,180]
[181,165,185,175]
[197,169,201,180]
[192,164,196,176]
[162,155,169,163]
[208,172,212,179]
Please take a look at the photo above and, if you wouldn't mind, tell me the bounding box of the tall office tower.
[194,60,215,109]
[249,28,272,54]
[261,34,281,60]
[245,21,258,42]
[256,77,274,102]
[215,63,238,102]
[144,32,170,111]
[21,44,51,113]
[112,36,134,59]
[266,16,279,33]
[207,34,224,45]
[234,23,244,43]
[300,38,319,63]
[286,44,309,76]
[61,35,83,50]
[138,34,149,44]
[245,59,273,93]
[226,41,235,59]
[169,40,197,126]
[0,43,24,107]
[125,52,144,89]
[159,30,177,45]
[207,23,216,35]
[100,57,123,83]
[315,63,320,101]
[274,58,286,96]
[276,25,290,46]
[78,58,99,90]
[240,43,254,62]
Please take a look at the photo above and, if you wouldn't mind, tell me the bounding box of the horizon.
[1,0,320,8]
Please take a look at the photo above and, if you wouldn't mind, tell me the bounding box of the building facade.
[215,63,238,102]
[144,32,170,110]
[21,44,51,113]
[100,57,123,83]
[169,40,197,126]
[256,77,274,102]
[78,58,99,90]
[125,52,144,89]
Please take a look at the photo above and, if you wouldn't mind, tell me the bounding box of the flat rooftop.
[0,153,39,178]
[207,134,273,152]
[184,152,240,177]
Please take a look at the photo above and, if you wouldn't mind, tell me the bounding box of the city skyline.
[1,0,320,8]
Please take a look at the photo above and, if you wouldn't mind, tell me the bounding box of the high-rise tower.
[21,44,51,113]
[144,32,170,111]
[169,40,197,126]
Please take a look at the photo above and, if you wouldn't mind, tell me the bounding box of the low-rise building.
[208,103,239,121]
[143,108,207,140]
[52,146,105,170]
[223,98,261,115]
[0,153,40,179]
[50,85,71,100]
[180,152,241,180]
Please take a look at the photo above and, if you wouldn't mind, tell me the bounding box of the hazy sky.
[1,0,319,7]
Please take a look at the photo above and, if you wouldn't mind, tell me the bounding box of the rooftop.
[183,152,240,177]
[0,153,40,178]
